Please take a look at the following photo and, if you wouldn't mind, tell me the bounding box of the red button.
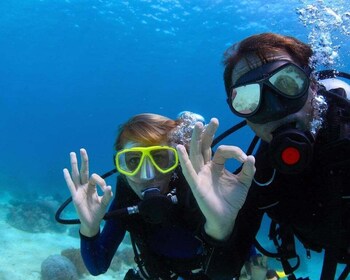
[281,147,300,165]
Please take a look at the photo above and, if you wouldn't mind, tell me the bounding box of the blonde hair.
[114,113,178,150]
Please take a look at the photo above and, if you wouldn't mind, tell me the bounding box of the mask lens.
[231,84,261,115]
[117,151,143,174]
[269,65,308,97]
[150,149,177,171]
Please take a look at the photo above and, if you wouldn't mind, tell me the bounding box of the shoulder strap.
[254,222,301,280]
[129,233,152,280]
[316,88,350,170]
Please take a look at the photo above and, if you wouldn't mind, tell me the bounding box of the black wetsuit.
[207,89,350,278]
[80,171,227,279]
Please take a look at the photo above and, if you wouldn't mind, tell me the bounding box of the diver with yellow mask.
[59,112,256,280]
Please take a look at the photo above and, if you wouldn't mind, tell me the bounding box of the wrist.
[204,220,234,241]
[79,224,100,237]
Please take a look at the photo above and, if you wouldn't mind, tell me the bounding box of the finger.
[237,155,256,188]
[89,173,106,192]
[91,174,113,207]
[63,168,76,196]
[100,185,113,207]
[189,122,205,172]
[80,148,89,184]
[177,145,199,192]
[201,118,219,163]
[70,152,80,185]
[190,122,203,154]
[212,145,247,166]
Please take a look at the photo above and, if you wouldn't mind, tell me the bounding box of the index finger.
[237,155,256,188]
[212,145,247,165]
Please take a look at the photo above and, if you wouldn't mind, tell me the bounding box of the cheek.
[247,122,273,142]
[126,176,141,185]
[125,177,141,193]
[155,173,173,186]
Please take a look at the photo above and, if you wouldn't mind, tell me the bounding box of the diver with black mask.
[205,32,350,279]
[61,112,256,280]
[227,58,316,174]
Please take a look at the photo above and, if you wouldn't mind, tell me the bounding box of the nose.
[140,157,155,180]
[247,87,288,124]
[262,88,287,114]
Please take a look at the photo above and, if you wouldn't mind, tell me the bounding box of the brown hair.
[114,113,178,150]
[223,33,313,96]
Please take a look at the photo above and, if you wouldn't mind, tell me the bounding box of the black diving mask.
[227,60,312,124]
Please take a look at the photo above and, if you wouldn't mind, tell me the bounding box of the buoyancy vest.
[114,171,208,279]
[253,88,350,279]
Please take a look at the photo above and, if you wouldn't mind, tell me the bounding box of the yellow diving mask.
[115,146,179,176]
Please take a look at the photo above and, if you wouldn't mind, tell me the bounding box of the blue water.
[0,0,349,278]
[1,0,349,195]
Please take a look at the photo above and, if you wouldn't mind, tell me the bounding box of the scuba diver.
[59,112,255,280]
[198,32,349,279]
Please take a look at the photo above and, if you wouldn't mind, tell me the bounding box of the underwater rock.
[67,225,81,238]
[6,196,65,233]
[110,254,123,272]
[41,254,79,280]
[123,233,132,245]
[119,247,135,266]
[110,247,135,272]
[61,248,88,276]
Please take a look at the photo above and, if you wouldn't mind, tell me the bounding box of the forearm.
[80,231,109,275]
[80,218,126,275]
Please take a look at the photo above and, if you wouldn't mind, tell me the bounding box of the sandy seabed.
[0,190,348,280]
[0,191,131,280]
